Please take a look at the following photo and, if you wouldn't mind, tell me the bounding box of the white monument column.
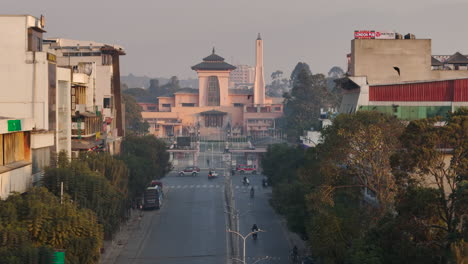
[254,33,266,105]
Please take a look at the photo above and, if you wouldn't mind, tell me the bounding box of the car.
[178,166,200,176]
[236,164,257,174]
[208,170,218,179]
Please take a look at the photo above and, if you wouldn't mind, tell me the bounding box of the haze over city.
[0,1,467,263]
[4,0,468,79]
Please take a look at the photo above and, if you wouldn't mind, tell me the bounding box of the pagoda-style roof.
[446,52,468,64]
[431,56,443,66]
[199,109,227,115]
[191,48,236,71]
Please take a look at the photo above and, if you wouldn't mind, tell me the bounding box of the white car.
[208,170,218,179]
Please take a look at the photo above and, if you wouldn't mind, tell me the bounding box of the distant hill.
[121,74,198,89]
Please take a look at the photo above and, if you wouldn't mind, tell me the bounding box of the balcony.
[72,73,89,85]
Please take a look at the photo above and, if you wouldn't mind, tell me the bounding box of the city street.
[231,173,291,263]
[113,170,292,264]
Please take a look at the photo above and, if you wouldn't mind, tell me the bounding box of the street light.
[227,228,266,264]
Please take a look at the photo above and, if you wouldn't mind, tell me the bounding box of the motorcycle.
[242,178,250,186]
[252,232,258,240]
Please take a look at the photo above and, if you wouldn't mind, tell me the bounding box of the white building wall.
[0,16,50,130]
[57,67,71,155]
[0,164,33,199]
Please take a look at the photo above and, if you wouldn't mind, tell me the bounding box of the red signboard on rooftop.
[354,30,375,39]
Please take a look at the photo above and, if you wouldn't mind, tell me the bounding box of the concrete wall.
[175,94,199,107]
[0,16,50,130]
[0,164,32,199]
[57,67,71,155]
[351,39,468,85]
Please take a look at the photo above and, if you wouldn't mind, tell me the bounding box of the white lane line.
[182,185,188,188]
[202,185,207,188]
[176,185,181,188]
[196,185,200,188]
[209,185,214,188]
[190,185,194,188]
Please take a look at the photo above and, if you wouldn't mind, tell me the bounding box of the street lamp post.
[227,229,265,264]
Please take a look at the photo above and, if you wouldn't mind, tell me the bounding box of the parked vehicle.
[208,170,218,179]
[178,166,200,176]
[142,186,163,210]
[236,164,257,174]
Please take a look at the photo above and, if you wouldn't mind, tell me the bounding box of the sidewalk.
[100,209,145,264]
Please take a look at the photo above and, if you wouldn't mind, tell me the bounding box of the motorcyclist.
[243,176,249,186]
[252,224,259,239]
[292,245,298,261]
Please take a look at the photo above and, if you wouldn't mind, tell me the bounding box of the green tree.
[290,62,312,87]
[282,67,329,139]
[120,135,171,199]
[148,79,160,96]
[43,153,128,239]
[266,70,290,97]
[0,187,102,264]
[391,108,468,263]
[123,94,149,135]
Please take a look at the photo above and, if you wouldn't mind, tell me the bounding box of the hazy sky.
[4,0,468,80]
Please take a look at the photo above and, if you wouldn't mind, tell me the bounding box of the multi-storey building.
[229,64,255,89]
[0,15,72,198]
[142,34,283,139]
[44,38,126,155]
[339,34,468,119]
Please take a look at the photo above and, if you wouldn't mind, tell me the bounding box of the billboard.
[354,30,396,39]
[354,30,375,39]
[375,31,396,39]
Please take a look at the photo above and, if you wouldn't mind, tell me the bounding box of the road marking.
[209,185,214,188]
[176,185,181,188]
[196,185,200,188]
[202,185,207,188]
[190,185,194,188]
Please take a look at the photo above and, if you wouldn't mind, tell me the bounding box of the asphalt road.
[232,173,291,263]
[114,170,291,264]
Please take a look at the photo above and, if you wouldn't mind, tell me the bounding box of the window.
[204,115,223,127]
[102,54,112,65]
[182,103,195,107]
[1,132,30,166]
[162,104,171,107]
[274,107,281,111]
[207,76,220,106]
[103,98,111,108]
[148,106,157,111]
[233,103,244,107]
[27,28,43,52]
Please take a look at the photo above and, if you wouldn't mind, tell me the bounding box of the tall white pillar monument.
[253,33,266,105]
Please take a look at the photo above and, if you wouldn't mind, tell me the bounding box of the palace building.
[142,34,283,138]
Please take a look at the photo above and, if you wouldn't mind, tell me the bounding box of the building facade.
[229,64,255,89]
[142,35,283,139]
[340,36,468,119]
[0,15,73,197]
[44,38,126,155]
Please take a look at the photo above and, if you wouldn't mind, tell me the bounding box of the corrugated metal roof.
[370,78,468,102]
